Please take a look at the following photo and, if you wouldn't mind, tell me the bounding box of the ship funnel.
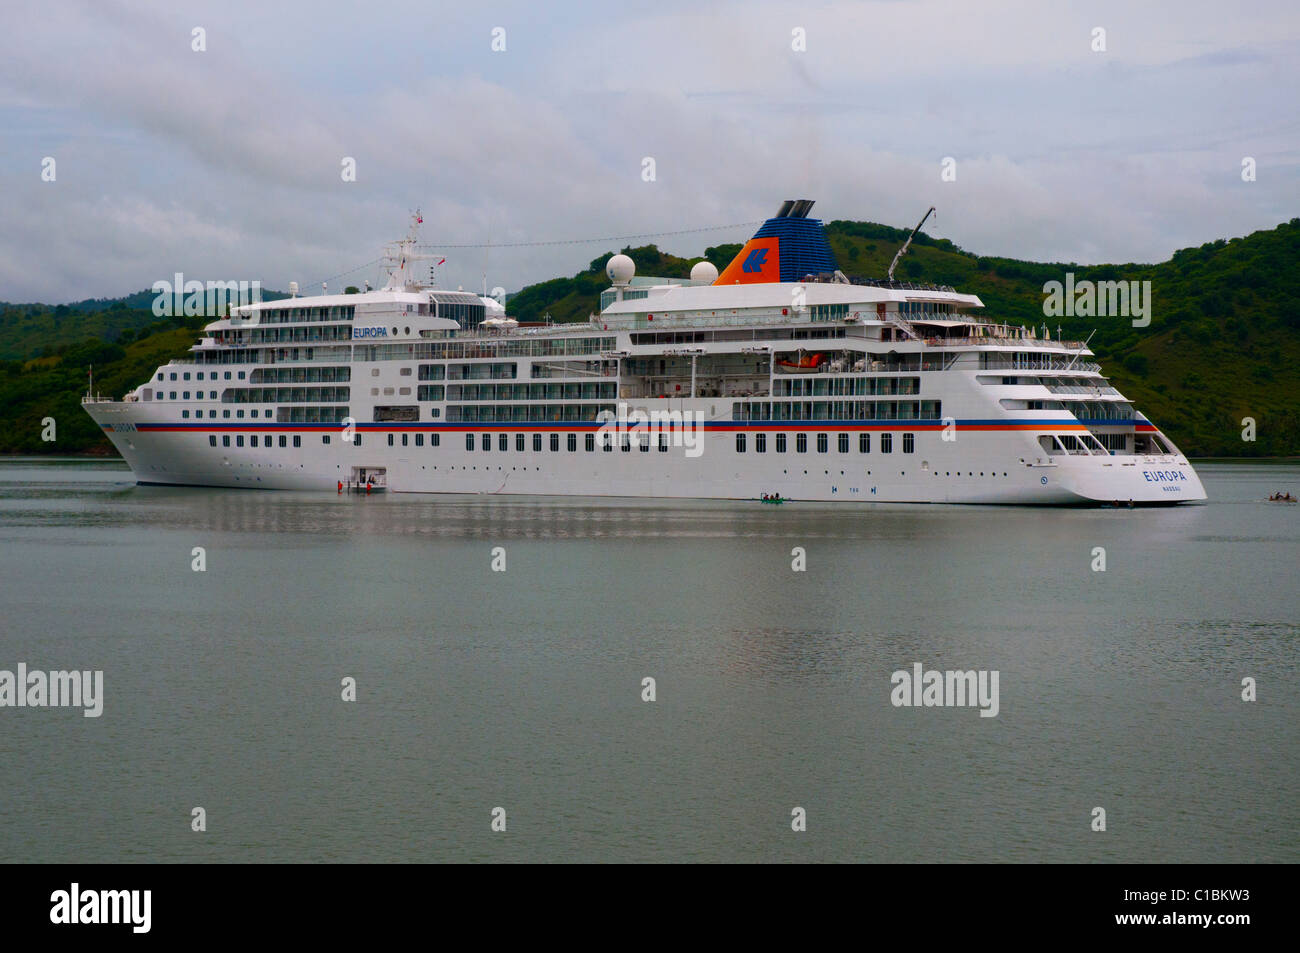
[713,199,837,284]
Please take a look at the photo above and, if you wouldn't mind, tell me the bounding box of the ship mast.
[381,209,442,291]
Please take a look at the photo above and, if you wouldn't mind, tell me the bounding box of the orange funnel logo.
[715,236,780,284]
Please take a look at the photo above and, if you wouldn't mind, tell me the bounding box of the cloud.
[0,0,1296,301]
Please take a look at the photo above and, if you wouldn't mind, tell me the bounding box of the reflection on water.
[0,458,1296,862]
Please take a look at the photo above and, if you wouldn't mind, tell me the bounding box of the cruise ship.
[82,202,1206,504]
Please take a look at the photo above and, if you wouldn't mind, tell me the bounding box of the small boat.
[775,351,826,374]
[759,495,786,505]
[1267,493,1297,503]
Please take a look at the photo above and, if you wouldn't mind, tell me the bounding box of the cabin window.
[859,433,870,453]
[533,434,542,451]
[736,433,746,452]
[481,434,491,451]
[466,435,474,450]
[756,433,766,453]
[903,433,915,453]
[222,436,230,447]
[776,433,787,453]
[796,433,807,453]
[208,436,216,447]
[881,433,893,453]
[658,434,668,453]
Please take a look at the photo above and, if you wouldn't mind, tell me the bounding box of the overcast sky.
[1,0,1297,303]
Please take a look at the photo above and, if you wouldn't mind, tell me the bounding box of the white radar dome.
[606,254,635,285]
[690,261,719,283]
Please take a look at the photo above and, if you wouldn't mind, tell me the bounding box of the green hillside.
[1,218,1297,457]
[0,288,290,361]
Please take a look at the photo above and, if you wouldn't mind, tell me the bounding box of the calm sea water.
[0,458,1296,863]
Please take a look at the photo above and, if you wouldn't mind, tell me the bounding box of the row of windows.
[159,370,244,382]
[221,387,349,404]
[446,382,619,402]
[378,337,615,361]
[898,301,953,315]
[628,327,847,346]
[461,432,670,453]
[207,428,922,455]
[254,306,357,324]
[247,324,353,344]
[163,391,217,401]
[382,433,442,447]
[736,432,916,454]
[209,434,305,448]
[276,406,351,423]
[446,403,618,423]
[447,361,516,380]
[437,300,487,330]
[810,303,850,322]
[731,400,941,421]
[207,428,402,448]
[181,408,273,418]
[249,366,351,384]
[774,376,920,397]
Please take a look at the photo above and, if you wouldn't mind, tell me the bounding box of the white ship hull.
[83,398,1206,505]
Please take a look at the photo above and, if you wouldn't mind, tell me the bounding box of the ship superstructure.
[83,203,1206,504]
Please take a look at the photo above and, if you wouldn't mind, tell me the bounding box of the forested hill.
[0,218,1296,456]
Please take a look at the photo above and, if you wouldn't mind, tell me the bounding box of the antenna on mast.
[887,206,936,281]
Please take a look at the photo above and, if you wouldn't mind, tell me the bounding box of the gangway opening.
[344,466,387,493]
